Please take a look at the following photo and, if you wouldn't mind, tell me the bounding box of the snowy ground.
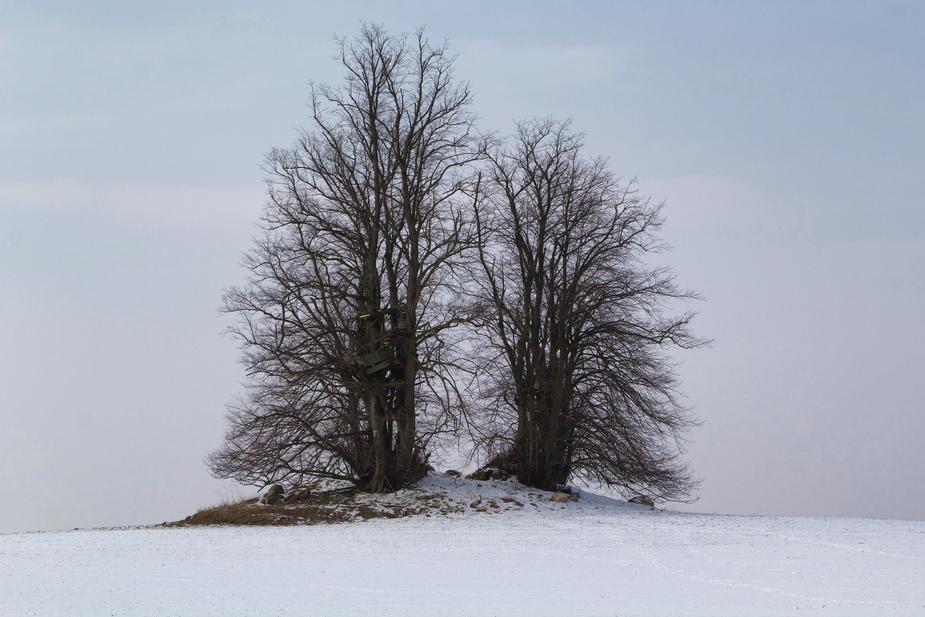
[2,475,923,616]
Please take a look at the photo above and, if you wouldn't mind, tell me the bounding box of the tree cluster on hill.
[207,24,705,501]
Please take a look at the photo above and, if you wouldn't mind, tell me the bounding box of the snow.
[2,475,923,616]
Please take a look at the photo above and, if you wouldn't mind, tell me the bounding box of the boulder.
[465,467,508,481]
[263,484,285,505]
[551,492,571,503]
[283,488,311,503]
[568,493,580,502]
[445,470,462,478]
[628,495,655,508]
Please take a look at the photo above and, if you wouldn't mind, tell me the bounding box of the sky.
[1,1,923,533]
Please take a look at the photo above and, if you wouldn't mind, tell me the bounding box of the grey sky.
[1,1,923,533]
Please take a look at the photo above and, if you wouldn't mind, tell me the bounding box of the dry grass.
[166,499,354,527]
[163,484,458,528]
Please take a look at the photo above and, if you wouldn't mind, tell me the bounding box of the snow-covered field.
[2,475,923,616]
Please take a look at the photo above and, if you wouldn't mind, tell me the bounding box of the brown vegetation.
[165,485,457,528]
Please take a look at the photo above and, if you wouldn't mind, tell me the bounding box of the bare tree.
[208,24,476,493]
[469,119,703,500]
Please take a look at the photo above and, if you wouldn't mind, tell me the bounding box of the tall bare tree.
[208,24,476,492]
[470,119,703,500]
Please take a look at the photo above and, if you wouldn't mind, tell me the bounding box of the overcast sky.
[2,1,923,533]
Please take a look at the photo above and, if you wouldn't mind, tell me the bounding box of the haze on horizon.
[1,0,923,534]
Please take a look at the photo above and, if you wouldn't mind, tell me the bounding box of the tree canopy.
[208,24,476,493]
[469,119,703,499]
[210,25,703,500]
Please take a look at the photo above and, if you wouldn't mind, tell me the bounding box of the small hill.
[166,471,654,527]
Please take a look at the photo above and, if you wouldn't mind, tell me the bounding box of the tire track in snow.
[605,527,909,608]
[773,534,919,560]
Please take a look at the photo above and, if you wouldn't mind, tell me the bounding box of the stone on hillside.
[551,492,570,502]
[465,467,508,482]
[445,470,461,477]
[628,495,655,508]
[263,485,285,505]
[568,493,580,502]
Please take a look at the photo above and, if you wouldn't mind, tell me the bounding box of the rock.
[470,497,482,507]
[282,488,309,503]
[551,492,571,502]
[465,467,508,481]
[568,493,580,502]
[445,470,462,478]
[628,495,655,508]
[263,484,285,505]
